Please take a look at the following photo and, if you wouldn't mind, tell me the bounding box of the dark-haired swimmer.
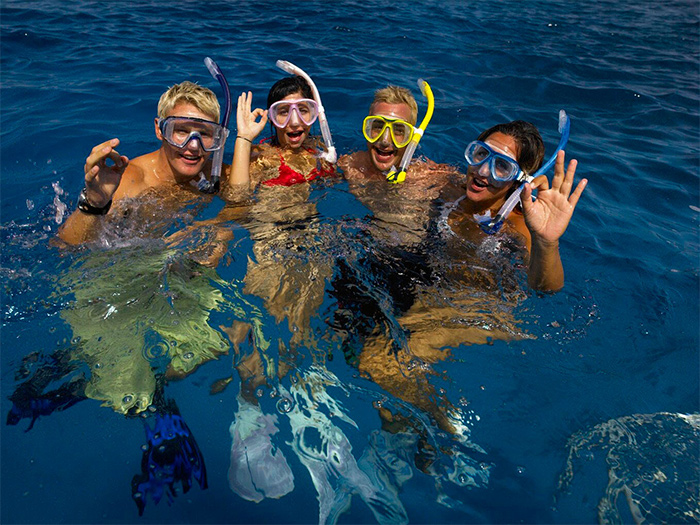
[59,63,233,245]
[447,116,587,292]
[231,73,335,189]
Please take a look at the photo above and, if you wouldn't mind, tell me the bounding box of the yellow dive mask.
[362,115,415,149]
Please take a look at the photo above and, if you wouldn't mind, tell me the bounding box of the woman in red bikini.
[230,75,335,189]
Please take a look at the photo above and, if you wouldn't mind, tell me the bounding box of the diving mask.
[269,98,319,128]
[158,116,227,152]
[363,116,415,149]
[464,141,524,185]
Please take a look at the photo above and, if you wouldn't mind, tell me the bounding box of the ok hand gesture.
[236,91,268,143]
[521,150,587,245]
[83,138,129,207]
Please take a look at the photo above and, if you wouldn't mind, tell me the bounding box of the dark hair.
[477,120,545,176]
[266,76,313,108]
[267,76,313,146]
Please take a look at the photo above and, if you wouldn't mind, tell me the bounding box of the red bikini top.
[262,152,335,187]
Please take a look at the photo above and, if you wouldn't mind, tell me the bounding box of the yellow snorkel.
[386,79,434,184]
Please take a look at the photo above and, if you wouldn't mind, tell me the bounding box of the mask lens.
[493,157,517,180]
[465,142,490,164]
[363,117,387,143]
[390,121,412,148]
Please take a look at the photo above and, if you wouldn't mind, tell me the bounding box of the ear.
[154,117,163,140]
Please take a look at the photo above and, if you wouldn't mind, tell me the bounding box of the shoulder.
[338,151,370,180]
[112,152,152,200]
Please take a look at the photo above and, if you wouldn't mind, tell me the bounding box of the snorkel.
[275,60,337,164]
[199,57,232,193]
[477,110,571,234]
[386,79,435,184]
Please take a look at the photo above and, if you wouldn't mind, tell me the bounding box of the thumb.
[520,182,534,214]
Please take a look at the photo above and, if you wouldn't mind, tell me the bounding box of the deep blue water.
[1,1,698,524]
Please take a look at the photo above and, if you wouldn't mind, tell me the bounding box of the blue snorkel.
[477,110,571,234]
[199,57,232,193]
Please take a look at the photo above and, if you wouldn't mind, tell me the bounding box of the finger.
[520,182,534,214]
[245,91,253,112]
[530,174,550,191]
[84,164,100,184]
[567,178,588,209]
[551,150,566,191]
[560,158,578,196]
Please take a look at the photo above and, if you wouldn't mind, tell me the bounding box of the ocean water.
[1,1,698,524]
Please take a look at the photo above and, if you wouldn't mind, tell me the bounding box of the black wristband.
[77,188,112,215]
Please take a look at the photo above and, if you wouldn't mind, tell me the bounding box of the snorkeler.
[230,70,335,189]
[58,59,232,245]
[447,116,587,292]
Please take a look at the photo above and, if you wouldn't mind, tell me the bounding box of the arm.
[57,139,129,245]
[229,91,267,188]
[520,150,587,292]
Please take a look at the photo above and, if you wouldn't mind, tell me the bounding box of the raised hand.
[236,91,268,142]
[521,150,587,245]
[83,138,129,207]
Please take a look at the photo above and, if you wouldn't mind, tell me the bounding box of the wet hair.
[266,76,313,108]
[370,86,418,125]
[477,120,545,176]
[157,81,220,122]
[266,76,314,146]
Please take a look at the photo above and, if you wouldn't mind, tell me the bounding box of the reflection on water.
[557,412,700,524]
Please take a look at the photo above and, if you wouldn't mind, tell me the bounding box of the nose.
[477,160,491,178]
[378,126,392,146]
[183,134,203,151]
[288,108,302,127]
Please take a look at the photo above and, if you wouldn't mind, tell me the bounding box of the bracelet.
[236,136,253,144]
[77,188,112,215]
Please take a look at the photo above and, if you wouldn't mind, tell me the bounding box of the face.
[154,102,215,179]
[366,102,413,174]
[273,92,311,150]
[465,131,520,208]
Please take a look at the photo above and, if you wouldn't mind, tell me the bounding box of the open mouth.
[471,176,489,188]
[373,146,397,162]
[287,130,304,140]
[180,152,202,164]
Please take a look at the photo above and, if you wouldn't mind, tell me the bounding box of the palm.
[521,151,587,244]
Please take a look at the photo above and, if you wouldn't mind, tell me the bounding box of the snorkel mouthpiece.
[477,110,571,234]
[275,60,337,164]
[386,78,434,184]
[199,57,232,194]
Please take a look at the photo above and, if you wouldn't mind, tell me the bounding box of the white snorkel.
[477,110,571,234]
[200,57,232,193]
[275,60,336,164]
[386,78,435,184]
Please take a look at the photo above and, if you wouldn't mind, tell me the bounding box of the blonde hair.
[370,86,418,125]
[157,81,220,121]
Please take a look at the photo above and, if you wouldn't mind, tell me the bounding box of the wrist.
[236,136,254,144]
[77,188,112,215]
